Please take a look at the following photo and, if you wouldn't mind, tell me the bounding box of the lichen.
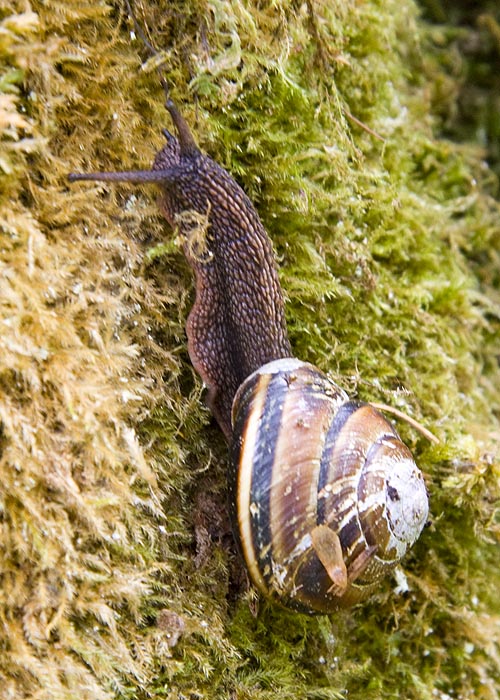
[0,0,498,699]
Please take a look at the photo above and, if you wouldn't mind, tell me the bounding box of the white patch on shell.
[250,357,305,377]
[356,438,428,561]
[285,533,313,563]
[270,559,289,591]
[385,454,428,550]
[249,501,260,519]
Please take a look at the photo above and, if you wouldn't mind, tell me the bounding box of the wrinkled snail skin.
[230,359,429,614]
[69,102,291,439]
[69,103,429,614]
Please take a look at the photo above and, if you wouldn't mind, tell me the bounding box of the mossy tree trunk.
[0,1,498,699]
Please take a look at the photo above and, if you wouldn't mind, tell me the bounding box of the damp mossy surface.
[0,1,499,699]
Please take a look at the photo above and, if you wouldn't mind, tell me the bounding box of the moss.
[417,0,500,179]
[0,0,499,699]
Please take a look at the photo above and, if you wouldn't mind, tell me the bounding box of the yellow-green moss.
[0,1,499,699]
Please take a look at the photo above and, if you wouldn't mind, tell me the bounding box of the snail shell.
[230,358,428,614]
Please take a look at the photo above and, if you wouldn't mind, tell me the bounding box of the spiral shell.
[229,358,428,614]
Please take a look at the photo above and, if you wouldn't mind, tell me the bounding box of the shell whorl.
[230,359,428,614]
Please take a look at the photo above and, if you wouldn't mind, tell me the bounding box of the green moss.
[417,0,500,179]
[0,0,498,699]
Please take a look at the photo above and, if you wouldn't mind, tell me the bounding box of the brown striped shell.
[230,358,429,614]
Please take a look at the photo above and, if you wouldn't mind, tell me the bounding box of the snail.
[69,100,429,614]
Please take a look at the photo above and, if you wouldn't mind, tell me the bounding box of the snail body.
[69,100,429,614]
[70,101,291,439]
